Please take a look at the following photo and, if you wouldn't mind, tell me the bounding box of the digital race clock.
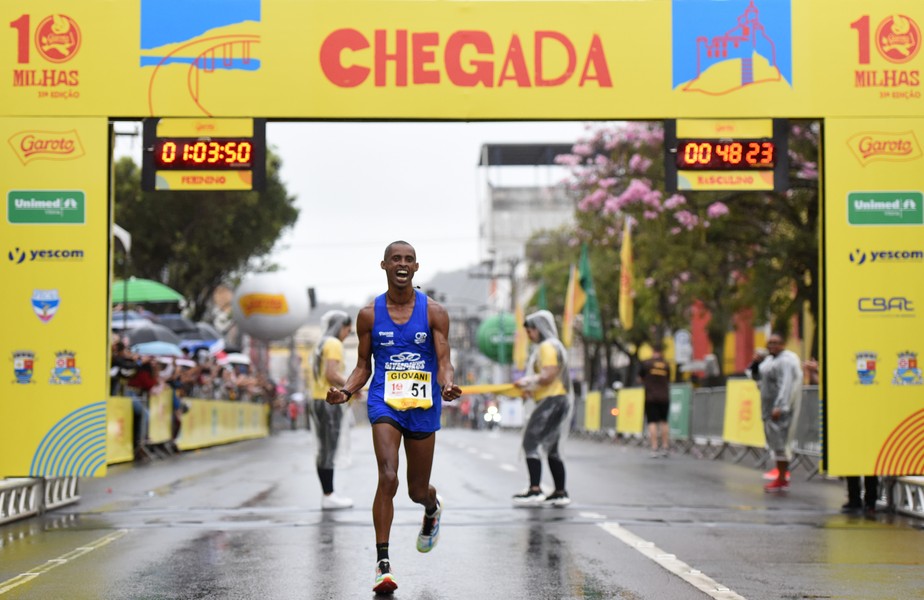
[142,118,266,192]
[153,138,255,170]
[664,119,789,192]
[676,140,776,170]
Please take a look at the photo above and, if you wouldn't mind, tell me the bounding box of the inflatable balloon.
[476,313,516,365]
[231,273,309,340]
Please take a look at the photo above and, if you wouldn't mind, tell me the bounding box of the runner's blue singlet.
[367,290,442,433]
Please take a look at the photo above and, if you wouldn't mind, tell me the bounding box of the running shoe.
[764,479,790,493]
[321,493,353,510]
[373,559,397,594]
[762,468,791,481]
[543,490,571,508]
[512,488,545,506]
[416,495,442,553]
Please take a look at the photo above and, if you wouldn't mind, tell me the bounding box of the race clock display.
[142,118,266,191]
[676,139,776,170]
[153,138,255,170]
[664,119,788,192]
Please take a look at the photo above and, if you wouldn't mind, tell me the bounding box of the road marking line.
[598,522,747,600]
[499,463,517,472]
[0,529,128,595]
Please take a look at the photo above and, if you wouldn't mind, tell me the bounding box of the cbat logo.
[849,248,924,265]
[414,332,428,345]
[857,296,915,316]
[34,14,82,63]
[892,351,923,385]
[876,15,921,64]
[856,351,877,385]
[847,132,923,166]
[32,289,60,323]
[7,130,85,165]
[12,350,36,385]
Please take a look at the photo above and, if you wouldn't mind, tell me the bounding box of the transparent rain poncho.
[520,310,574,460]
[310,310,354,469]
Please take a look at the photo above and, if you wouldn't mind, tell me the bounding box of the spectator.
[758,333,803,493]
[639,342,672,458]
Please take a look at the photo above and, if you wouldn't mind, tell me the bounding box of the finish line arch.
[1,0,922,477]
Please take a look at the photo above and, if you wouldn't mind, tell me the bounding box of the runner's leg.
[404,433,437,511]
[372,422,403,544]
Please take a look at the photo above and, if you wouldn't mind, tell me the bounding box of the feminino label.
[319,29,613,88]
[7,130,85,165]
[847,131,923,166]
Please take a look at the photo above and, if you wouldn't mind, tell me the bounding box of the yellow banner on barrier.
[460,384,524,398]
[616,388,645,435]
[722,379,766,448]
[1,1,922,119]
[584,391,601,432]
[106,396,135,465]
[0,116,109,478]
[176,399,268,451]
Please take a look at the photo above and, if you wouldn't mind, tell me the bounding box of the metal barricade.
[0,478,41,525]
[689,387,726,457]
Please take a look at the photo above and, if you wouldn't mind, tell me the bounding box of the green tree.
[113,147,298,320]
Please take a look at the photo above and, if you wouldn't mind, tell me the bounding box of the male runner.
[327,240,461,594]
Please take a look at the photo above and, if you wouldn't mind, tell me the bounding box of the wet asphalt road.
[1,425,922,600]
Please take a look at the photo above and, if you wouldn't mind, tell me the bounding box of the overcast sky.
[116,121,590,307]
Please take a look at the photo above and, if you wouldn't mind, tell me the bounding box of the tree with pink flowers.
[533,120,819,383]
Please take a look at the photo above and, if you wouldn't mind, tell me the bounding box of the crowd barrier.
[107,389,270,464]
[576,382,821,474]
[573,382,924,518]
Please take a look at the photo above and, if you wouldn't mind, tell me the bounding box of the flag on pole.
[536,281,548,310]
[619,219,634,330]
[562,263,584,348]
[579,243,604,341]
[513,300,528,370]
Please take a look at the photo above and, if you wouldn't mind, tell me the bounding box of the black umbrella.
[125,323,182,346]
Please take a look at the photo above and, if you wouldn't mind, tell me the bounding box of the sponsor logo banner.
[7,190,85,224]
[847,191,923,225]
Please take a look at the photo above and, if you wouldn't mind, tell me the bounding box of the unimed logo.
[7,130,85,165]
[847,191,924,225]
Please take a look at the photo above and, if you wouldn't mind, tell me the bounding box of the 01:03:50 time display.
[154,139,254,169]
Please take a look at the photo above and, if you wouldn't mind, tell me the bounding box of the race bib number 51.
[385,370,433,411]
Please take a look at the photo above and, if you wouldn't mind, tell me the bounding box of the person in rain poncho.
[512,310,573,507]
[310,310,355,510]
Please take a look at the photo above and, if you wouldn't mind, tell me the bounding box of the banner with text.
[0,116,109,477]
[825,117,924,476]
[0,1,921,119]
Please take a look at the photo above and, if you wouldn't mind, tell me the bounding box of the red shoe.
[764,479,790,493]
[762,468,791,481]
